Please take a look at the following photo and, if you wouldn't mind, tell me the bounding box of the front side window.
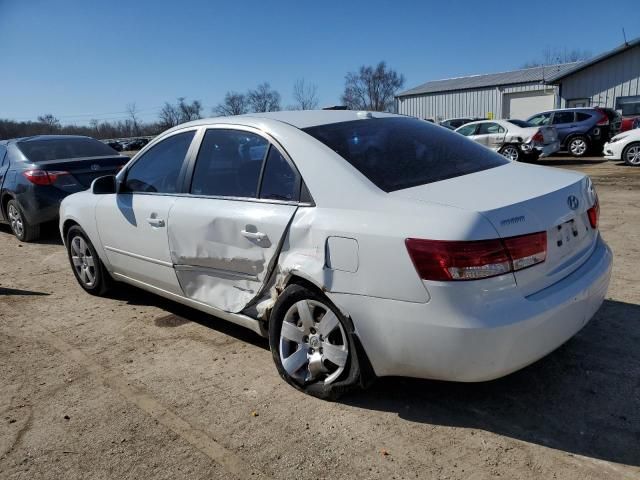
[190,129,268,198]
[259,146,298,201]
[527,113,551,126]
[303,117,508,192]
[552,112,575,124]
[477,123,505,134]
[124,131,195,193]
[456,124,477,136]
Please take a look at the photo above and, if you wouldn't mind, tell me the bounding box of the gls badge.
[567,195,579,210]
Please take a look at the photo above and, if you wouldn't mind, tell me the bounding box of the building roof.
[545,37,640,82]
[397,62,580,97]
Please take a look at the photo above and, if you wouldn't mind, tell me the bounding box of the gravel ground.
[1,157,639,479]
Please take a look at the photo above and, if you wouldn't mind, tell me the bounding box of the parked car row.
[104,137,150,152]
[0,111,612,400]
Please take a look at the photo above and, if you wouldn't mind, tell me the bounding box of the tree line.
[0,61,404,140]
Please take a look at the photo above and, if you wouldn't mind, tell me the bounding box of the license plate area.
[554,219,580,257]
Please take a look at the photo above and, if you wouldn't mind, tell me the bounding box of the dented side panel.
[168,196,297,313]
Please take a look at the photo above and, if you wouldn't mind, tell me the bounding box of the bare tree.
[126,102,140,135]
[215,92,249,116]
[248,83,281,112]
[522,48,592,68]
[37,114,61,133]
[159,102,181,129]
[292,79,319,110]
[158,97,202,129]
[341,62,405,112]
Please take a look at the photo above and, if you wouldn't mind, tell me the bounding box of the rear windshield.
[17,138,117,162]
[303,117,508,192]
[507,119,532,128]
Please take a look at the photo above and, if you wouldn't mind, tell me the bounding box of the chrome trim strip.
[104,246,174,268]
[173,264,258,281]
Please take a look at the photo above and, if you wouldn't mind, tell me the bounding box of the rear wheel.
[7,200,40,242]
[268,284,362,399]
[568,136,589,157]
[622,142,640,166]
[499,145,520,162]
[66,225,112,295]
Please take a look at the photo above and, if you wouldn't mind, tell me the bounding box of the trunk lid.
[34,155,128,190]
[391,162,598,295]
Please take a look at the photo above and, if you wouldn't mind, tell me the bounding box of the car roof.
[179,110,399,130]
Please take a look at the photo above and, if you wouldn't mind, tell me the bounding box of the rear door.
[95,129,197,293]
[551,111,577,143]
[168,127,301,313]
[474,122,507,151]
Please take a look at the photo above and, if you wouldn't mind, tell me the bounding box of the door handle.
[146,217,165,227]
[241,230,267,241]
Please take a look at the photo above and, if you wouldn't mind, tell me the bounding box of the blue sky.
[1,0,638,124]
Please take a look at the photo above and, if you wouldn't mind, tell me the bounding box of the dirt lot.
[1,157,639,479]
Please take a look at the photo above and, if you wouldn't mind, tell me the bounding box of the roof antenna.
[622,27,629,46]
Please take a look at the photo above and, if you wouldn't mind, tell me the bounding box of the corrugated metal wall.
[396,83,557,120]
[559,46,640,108]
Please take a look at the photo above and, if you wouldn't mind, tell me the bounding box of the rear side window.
[575,112,592,122]
[259,146,298,201]
[0,146,6,167]
[17,137,117,161]
[477,123,505,134]
[303,117,508,192]
[456,124,477,136]
[124,131,195,193]
[191,129,268,198]
[552,112,575,124]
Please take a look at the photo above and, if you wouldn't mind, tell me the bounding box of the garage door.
[503,90,555,120]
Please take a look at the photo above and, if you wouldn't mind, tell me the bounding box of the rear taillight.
[406,232,547,281]
[595,108,609,126]
[531,130,544,143]
[22,169,70,186]
[587,197,599,229]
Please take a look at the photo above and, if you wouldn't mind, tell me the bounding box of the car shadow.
[343,299,640,466]
[537,158,609,166]
[0,286,50,296]
[0,222,63,245]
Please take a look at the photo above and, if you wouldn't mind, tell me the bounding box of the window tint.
[260,146,298,201]
[17,137,118,162]
[0,146,6,167]
[191,129,268,198]
[527,113,551,126]
[303,118,508,193]
[456,124,477,136]
[477,123,505,134]
[552,112,575,124]
[124,131,195,193]
[575,112,592,122]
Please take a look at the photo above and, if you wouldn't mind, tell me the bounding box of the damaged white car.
[60,111,612,399]
[455,119,560,161]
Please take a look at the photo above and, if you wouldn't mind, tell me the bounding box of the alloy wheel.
[626,145,640,165]
[570,138,587,156]
[70,235,97,287]
[501,146,519,161]
[279,299,348,385]
[7,204,24,238]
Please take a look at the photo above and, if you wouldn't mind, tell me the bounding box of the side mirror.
[91,175,117,194]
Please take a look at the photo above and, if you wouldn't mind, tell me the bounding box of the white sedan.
[455,119,560,161]
[604,128,640,166]
[59,111,612,399]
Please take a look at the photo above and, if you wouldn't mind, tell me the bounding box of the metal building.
[396,38,640,122]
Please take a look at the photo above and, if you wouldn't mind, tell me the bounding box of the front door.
[168,127,301,313]
[96,130,197,294]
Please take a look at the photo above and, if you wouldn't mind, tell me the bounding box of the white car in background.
[604,128,640,166]
[456,119,560,162]
[59,111,611,399]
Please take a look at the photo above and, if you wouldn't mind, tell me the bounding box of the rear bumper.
[530,140,560,158]
[333,235,612,381]
[16,187,68,225]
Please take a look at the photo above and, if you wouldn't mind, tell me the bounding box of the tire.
[499,144,520,162]
[567,136,589,157]
[622,142,640,167]
[6,199,40,242]
[268,284,362,400]
[65,225,113,296]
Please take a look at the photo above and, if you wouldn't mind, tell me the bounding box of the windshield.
[17,137,118,162]
[303,117,508,192]
[507,119,533,128]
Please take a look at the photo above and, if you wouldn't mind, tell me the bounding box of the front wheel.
[622,142,640,166]
[500,144,520,162]
[66,225,113,296]
[268,284,362,399]
[568,136,589,157]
